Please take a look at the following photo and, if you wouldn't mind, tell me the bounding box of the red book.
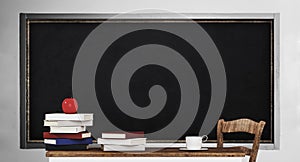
[43,132,91,139]
[101,131,144,139]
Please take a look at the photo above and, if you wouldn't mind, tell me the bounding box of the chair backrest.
[217,118,266,162]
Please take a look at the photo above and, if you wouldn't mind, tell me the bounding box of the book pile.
[43,113,94,150]
[97,131,146,151]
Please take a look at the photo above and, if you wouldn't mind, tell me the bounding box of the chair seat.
[227,146,252,155]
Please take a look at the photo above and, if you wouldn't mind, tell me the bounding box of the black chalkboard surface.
[20,14,274,148]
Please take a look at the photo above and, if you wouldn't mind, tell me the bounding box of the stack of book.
[97,131,146,151]
[43,113,94,150]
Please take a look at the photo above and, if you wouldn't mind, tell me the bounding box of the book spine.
[101,131,144,139]
[97,138,146,145]
[43,132,91,139]
[54,137,93,145]
[45,144,88,151]
[103,145,145,151]
[97,139,125,145]
[50,126,86,133]
[45,114,93,121]
[44,120,93,127]
[101,133,125,139]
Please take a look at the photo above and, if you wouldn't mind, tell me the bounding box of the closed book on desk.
[44,137,93,145]
[45,144,88,151]
[43,132,91,139]
[44,120,93,127]
[102,131,144,139]
[103,144,145,151]
[45,113,93,121]
[97,138,146,145]
[50,126,86,133]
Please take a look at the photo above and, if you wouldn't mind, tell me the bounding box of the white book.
[44,120,93,127]
[103,144,145,151]
[101,131,144,139]
[50,126,86,133]
[45,113,93,121]
[97,138,146,146]
[102,133,124,139]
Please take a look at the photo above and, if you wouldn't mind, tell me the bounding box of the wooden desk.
[47,148,245,157]
[47,148,246,162]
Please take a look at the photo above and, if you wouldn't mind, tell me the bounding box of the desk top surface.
[46,148,246,157]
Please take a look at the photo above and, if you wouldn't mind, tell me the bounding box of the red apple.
[62,98,78,114]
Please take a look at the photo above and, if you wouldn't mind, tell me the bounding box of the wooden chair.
[217,118,266,162]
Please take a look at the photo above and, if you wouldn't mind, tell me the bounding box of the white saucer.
[179,147,208,151]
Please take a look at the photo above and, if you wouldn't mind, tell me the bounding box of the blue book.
[44,137,93,145]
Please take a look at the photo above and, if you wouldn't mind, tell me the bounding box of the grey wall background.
[1,0,300,161]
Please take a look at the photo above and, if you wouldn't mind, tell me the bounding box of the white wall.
[0,0,299,161]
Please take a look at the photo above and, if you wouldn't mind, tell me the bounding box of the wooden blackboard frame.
[20,13,280,149]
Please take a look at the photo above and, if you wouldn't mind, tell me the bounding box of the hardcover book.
[49,126,86,133]
[102,131,144,139]
[103,144,145,151]
[45,144,88,150]
[45,113,93,121]
[44,120,93,127]
[97,138,146,146]
[44,137,93,145]
[43,132,91,139]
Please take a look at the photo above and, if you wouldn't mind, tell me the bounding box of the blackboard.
[20,14,275,148]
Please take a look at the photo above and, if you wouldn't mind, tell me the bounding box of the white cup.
[185,135,208,150]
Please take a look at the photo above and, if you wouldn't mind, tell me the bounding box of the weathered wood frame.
[217,118,266,162]
[20,13,279,149]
